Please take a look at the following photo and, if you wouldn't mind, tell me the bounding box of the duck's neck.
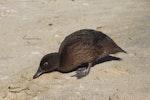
[54,53,60,70]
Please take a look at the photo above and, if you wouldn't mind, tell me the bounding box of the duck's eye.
[43,62,48,66]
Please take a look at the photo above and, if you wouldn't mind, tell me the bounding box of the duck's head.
[33,53,59,79]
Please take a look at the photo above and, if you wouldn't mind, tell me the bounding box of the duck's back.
[59,29,106,53]
[58,29,124,72]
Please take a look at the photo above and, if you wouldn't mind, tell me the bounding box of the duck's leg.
[75,62,93,79]
[86,62,92,75]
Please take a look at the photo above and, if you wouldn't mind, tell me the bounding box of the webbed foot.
[72,63,93,79]
[75,67,88,79]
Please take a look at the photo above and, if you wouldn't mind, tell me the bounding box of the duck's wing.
[58,29,107,72]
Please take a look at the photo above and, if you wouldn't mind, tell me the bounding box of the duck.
[33,29,126,79]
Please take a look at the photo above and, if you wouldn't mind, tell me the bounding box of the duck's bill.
[33,67,44,79]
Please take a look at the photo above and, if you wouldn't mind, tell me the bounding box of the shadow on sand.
[93,55,122,66]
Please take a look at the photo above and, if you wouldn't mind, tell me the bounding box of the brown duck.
[33,29,126,79]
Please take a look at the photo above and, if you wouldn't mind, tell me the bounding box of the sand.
[0,0,150,100]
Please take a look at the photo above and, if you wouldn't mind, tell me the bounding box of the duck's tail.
[115,45,127,54]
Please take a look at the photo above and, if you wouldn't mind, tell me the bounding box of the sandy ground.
[0,0,150,100]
